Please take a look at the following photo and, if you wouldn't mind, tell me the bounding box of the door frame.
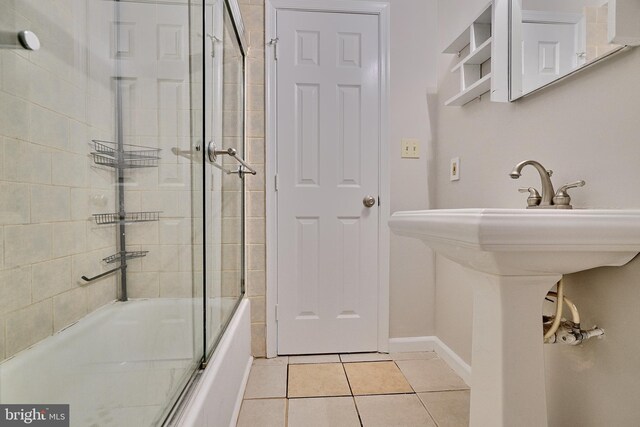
[265,0,390,357]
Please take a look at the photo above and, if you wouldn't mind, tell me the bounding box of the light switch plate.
[450,157,460,181]
[401,138,420,159]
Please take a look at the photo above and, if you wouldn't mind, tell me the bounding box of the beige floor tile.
[243,365,287,399]
[236,399,286,427]
[396,359,468,392]
[340,353,392,363]
[344,361,413,395]
[288,363,351,398]
[253,356,289,366]
[288,354,341,364]
[390,351,438,361]
[418,390,470,427]
[288,397,360,427]
[355,394,436,427]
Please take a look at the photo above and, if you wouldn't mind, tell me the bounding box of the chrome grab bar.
[207,141,257,176]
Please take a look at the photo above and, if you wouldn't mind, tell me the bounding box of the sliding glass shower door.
[0,0,215,425]
[204,0,247,358]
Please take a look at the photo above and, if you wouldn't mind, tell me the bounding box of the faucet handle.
[519,187,542,208]
[553,180,586,209]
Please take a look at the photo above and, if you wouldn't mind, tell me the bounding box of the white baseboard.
[388,336,472,386]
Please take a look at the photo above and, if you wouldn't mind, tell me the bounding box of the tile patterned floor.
[236,352,470,427]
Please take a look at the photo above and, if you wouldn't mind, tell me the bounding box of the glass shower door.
[0,0,205,425]
[204,0,247,356]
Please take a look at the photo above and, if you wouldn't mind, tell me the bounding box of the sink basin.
[389,209,640,427]
[389,208,640,276]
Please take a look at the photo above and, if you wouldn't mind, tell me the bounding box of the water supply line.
[543,279,605,345]
[544,279,565,341]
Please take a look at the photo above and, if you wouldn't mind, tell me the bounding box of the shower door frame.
[264,0,391,358]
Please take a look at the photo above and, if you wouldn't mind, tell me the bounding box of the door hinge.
[275,304,279,321]
[268,37,279,60]
[274,174,279,191]
[378,196,381,206]
[206,33,220,58]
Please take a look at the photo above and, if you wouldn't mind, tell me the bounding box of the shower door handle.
[207,141,257,176]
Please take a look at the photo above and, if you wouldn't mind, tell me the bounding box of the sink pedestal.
[470,273,560,427]
[388,208,640,427]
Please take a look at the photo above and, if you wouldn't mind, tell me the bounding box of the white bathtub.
[0,298,250,427]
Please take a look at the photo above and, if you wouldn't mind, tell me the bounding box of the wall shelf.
[443,2,493,107]
[444,73,492,106]
[451,37,492,72]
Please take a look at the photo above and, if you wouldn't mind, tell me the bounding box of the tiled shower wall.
[0,0,117,361]
[584,4,620,62]
[238,0,267,357]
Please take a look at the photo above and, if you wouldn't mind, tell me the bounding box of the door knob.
[363,195,376,208]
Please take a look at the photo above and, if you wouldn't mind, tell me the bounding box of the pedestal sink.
[389,209,640,427]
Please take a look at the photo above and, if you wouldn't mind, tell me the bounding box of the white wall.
[437,0,640,424]
[386,0,439,338]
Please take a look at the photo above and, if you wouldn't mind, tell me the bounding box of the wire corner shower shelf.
[81,139,160,299]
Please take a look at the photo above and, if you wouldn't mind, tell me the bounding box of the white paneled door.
[276,10,380,354]
[522,22,578,93]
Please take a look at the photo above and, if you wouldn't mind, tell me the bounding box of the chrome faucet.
[510,160,585,209]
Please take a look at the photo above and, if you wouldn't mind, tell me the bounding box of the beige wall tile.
[247,270,265,297]
[0,182,30,225]
[0,266,31,315]
[159,272,192,297]
[53,222,86,258]
[128,272,160,298]
[239,4,264,33]
[246,218,264,244]
[4,224,52,267]
[248,244,265,271]
[247,138,264,164]
[247,110,265,138]
[29,105,68,151]
[86,278,116,312]
[247,85,264,111]
[0,92,30,141]
[246,163,264,191]
[247,191,264,218]
[250,296,265,323]
[251,323,266,357]
[53,287,87,332]
[247,58,264,85]
[32,257,72,302]
[0,314,5,360]
[51,151,88,187]
[30,185,70,223]
[3,139,51,184]
[5,299,52,357]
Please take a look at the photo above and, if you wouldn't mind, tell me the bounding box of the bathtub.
[0,298,251,427]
